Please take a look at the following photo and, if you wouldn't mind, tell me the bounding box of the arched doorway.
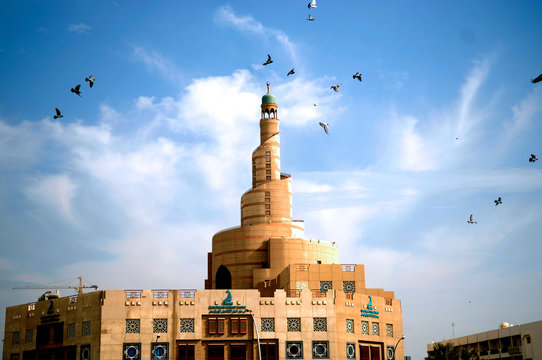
[215,265,232,289]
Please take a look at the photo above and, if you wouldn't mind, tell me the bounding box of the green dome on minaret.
[262,82,276,104]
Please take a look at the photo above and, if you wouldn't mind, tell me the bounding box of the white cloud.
[68,23,91,34]
[293,179,334,193]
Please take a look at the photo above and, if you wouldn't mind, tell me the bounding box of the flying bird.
[494,197,502,206]
[263,54,273,66]
[529,154,538,163]
[308,0,317,9]
[287,68,295,76]
[85,75,95,88]
[53,108,63,119]
[71,84,81,96]
[307,14,315,21]
[353,72,362,82]
[531,74,542,84]
[319,122,329,135]
[467,214,477,224]
[330,83,342,92]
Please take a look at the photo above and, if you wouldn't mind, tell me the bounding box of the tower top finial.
[266,82,270,94]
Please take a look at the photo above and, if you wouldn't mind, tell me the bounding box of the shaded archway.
[215,265,232,289]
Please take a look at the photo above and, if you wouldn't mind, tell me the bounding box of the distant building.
[3,86,404,360]
[426,320,542,360]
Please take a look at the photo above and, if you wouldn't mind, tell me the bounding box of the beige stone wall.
[3,291,103,360]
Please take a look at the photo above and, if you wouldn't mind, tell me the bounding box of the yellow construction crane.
[13,276,98,295]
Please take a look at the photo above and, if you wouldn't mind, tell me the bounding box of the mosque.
[3,86,404,360]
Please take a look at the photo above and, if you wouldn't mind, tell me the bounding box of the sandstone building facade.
[3,86,404,360]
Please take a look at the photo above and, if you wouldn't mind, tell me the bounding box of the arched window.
[215,265,232,289]
[270,109,275,119]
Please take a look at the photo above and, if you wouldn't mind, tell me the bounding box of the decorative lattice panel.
[125,319,140,334]
[153,318,168,333]
[287,317,301,332]
[386,323,393,337]
[82,321,91,336]
[261,318,275,332]
[343,281,355,293]
[67,323,76,338]
[346,319,354,333]
[320,281,332,292]
[361,321,369,335]
[312,341,329,359]
[180,318,195,333]
[286,341,303,359]
[372,322,379,336]
[313,317,327,332]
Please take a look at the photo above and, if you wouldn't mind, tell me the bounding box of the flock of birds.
[261,38,541,227]
[262,52,362,137]
[50,14,542,228]
[53,76,95,119]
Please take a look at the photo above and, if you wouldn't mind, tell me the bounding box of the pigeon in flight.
[85,75,95,88]
[71,84,81,97]
[494,197,502,206]
[319,122,329,135]
[263,54,273,66]
[467,214,477,224]
[53,108,63,119]
[529,154,538,163]
[330,83,342,92]
[308,0,317,9]
[353,72,362,82]
[307,14,315,21]
[531,74,542,84]
[287,68,295,76]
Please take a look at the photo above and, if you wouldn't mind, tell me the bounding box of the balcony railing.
[295,264,309,271]
[125,290,143,299]
[152,289,169,298]
[286,289,302,297]
[311,289,327,298]
[179,289,197,298]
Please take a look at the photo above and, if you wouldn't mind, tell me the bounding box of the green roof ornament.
[262,82,276,104]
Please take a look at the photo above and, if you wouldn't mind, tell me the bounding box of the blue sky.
[1,1,542,358]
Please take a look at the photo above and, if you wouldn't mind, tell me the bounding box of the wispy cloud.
[24,175,79,224]
[68,23,91,34]
[215,6,297,62]
[132,46,183,83]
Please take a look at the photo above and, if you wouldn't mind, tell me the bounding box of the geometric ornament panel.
[180,318,195,333]
[153,319,168,333]
[126,319,140,334]
[361,321,369,335]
